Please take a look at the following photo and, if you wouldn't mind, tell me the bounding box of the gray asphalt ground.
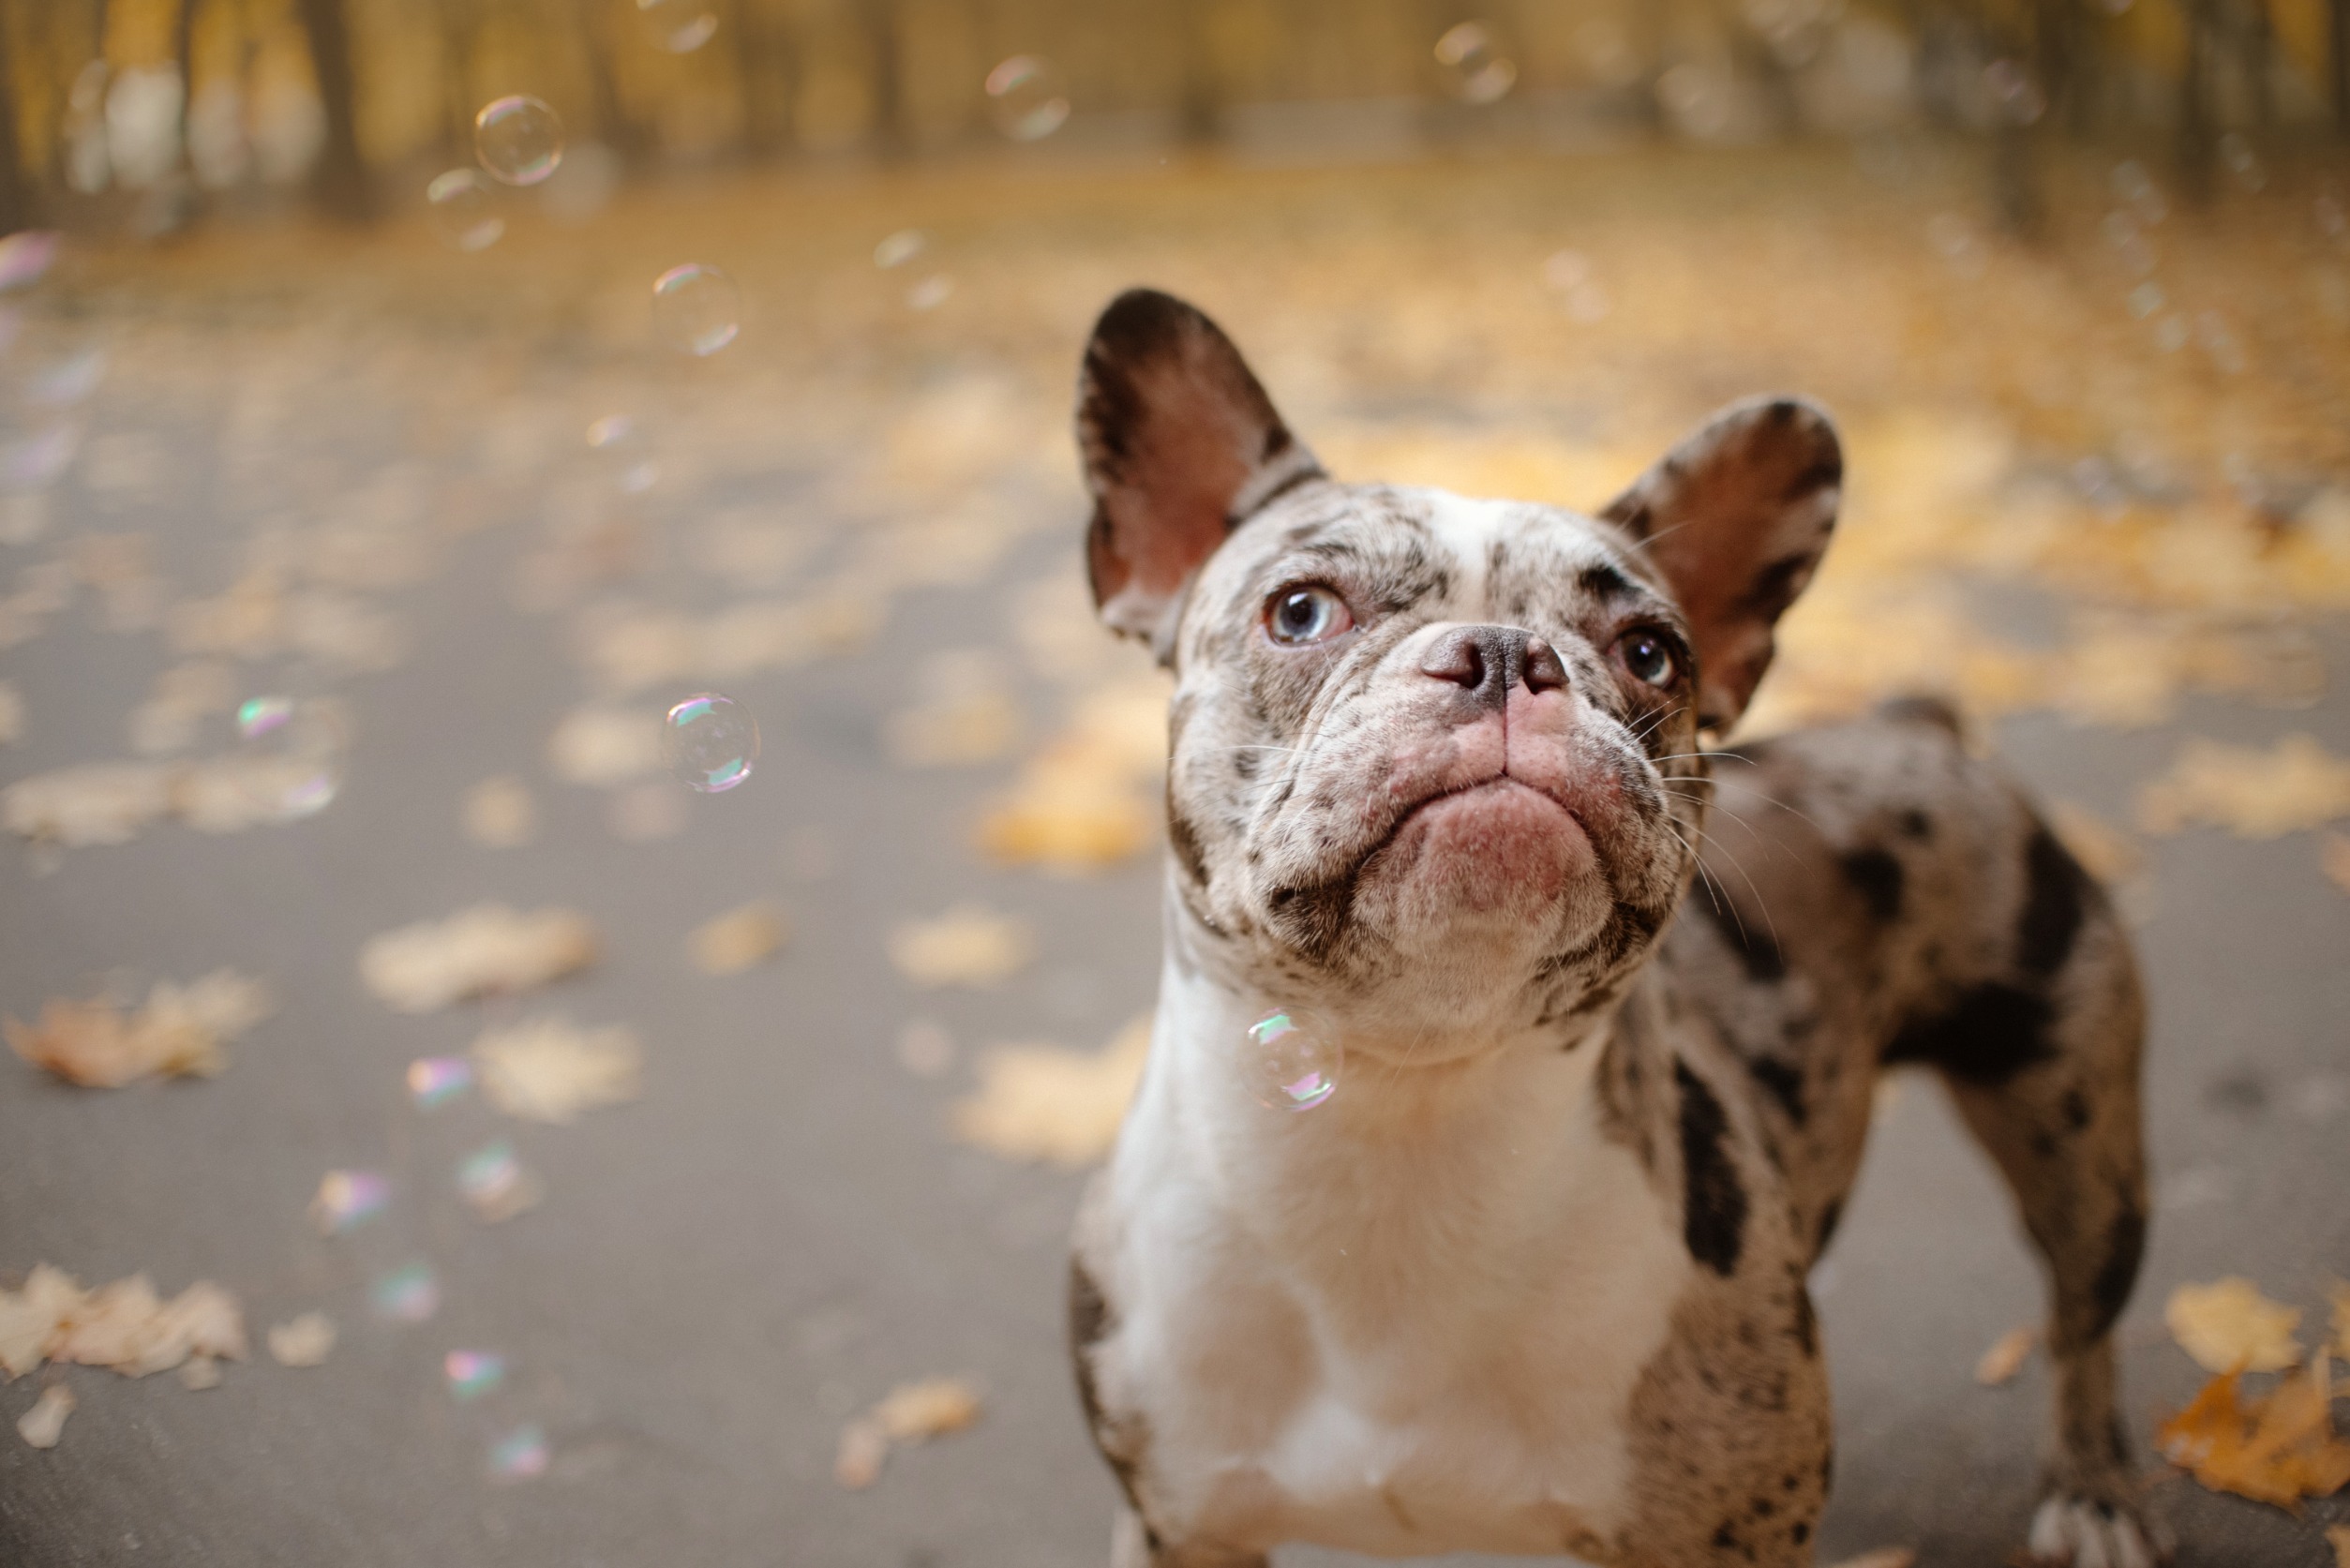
[3,162,2348,1568]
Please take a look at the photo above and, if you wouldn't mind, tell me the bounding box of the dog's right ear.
[1078,290,1323,652]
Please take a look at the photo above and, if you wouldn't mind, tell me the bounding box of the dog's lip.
[1384,772,1585,843]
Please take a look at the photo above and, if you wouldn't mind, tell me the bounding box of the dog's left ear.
[1078,289,1324,650]
[1599,396,1841,732]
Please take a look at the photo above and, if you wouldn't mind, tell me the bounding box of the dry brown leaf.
[2322,833,2350,897]
[1823,1550,1915,1568]
[360,903,597,1012]
[178,1354,221,1391]
[1,763,175,845]
[2135,734,2350,838]
[1974,1324,2036,1386]
[473,1015,642,1124]
[0,1267,246,1381]
[546,703,663,787]
[976,677,1168,872]
[16,1384,73,1448]
[887,905,1034,989]
[2167,1277,2304,1374]
[6,970,271,1087]
[266,1311,335,1368]
[2157,1358,2350,1508]
[952,1017,1150,1167]
[0,1265,83,1379]
[834,1376,983,1488]
[463,775,537,847]
[688,901,790,976]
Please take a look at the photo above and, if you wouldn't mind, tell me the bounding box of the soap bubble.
[0,422,78,492]
[1242,1008,1340,1112]
[2111,160,2165,224]
[370,1262,440,1323]
[1541,250,1609,321]
[2126,280,2164,320]
[1981,59,2043,125]
[473,96,562,187]
[651,262,740,355]
[636,0,717,52]
[874,229,927,268]
[1925,213,1985,278]
[585,413,659,493]
[427,169,504,252]
[2218,132,2266,193]
[444,1350,506,1401]
[1434,22,1518,105]
[311,1170,390,1234]
[0,231,60,292]
[23,347,106,407]
[985,55,1070,142]
[906,274,953,311]
[407,1055,473,1109]
[230,695,345,819]
[662,693,758,792]
[487,1424,549,1481]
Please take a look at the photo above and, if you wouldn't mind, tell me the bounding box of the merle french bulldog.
[1063,291,2159,1568]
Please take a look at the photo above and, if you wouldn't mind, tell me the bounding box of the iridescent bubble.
[1434,22,1519,105]
[2111,160,2165,224]
[473,96,563,187]
[874,229,927,269]
[487,1424,549,1481]
[231,695,345,820]
[2217,132,2266,193]
[585,413,659,493]
[651,263,741,356]
[427,168,505,252]
[0,231,59,292]
[906,274,953,311]
[984,55,1070,142]
[370,1262,441,1323]
[661,693,758,793]
[311,1169,390,1234]
[2126,280,2164,320]
[636,0,718,52]
[2318,196,2348,247]
[444,1349,507,1401]
[1242,1008,1340,1113]
[236,694,292,740]
[1981,59,2043,125]
[457,1139,526,1208]
[407,1055,473,1109]
[2153,313,2191,353]
[1925,212,1985,278]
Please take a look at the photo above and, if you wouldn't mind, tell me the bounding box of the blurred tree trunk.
[576,0,653,160]
[171,0,201,206]
[2178,0,2216,200]
[292,0,370,218]
[2335,0,2350,135]
[1175,0,1221,146]
[0,0,37,233]
[733,0,798,158]
[2243,0,2274,127]
[861,0,906,158]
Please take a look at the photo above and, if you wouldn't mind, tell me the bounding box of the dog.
[1062,290,2160,1568]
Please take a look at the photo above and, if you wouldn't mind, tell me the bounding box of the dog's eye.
[1266,585,1353,647]
[1614,630,1677,688]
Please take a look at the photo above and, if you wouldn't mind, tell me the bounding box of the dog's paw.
[2022,1492,2171,1568]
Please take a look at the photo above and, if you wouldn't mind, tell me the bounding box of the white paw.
[2025,1494,2168,1568]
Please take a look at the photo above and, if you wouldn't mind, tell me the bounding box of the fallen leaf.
[6,969,271,1088]
[267,1312,336,1367]
[473,1015,642,1124]
[463,775,537,847]
[546,704,663,787]
[2135,734,2350,838]
[952,1017,1150,1167]
[1823,1550,1914,1568]
[834,1375,983,1488]
[2158,1357,2350,1508]
[178,1354,220,1390]
[2322,832,2350,897]
[606,780,686,842]
[688,901,789,976]
[2167,1277,2303,1373]
[0,1266,246,1381]
[0,1265,83,1378]
[16,1384,72,1448]
[976,677,1167,871]
[360,903,597,1012]
[1,762,174,845]
[1974,1324,2036,1386]
[888,904,1035,989]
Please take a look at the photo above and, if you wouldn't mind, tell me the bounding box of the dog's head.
[1078,290,1839,1051]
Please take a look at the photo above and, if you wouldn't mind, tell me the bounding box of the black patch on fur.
[1576,561,1641,603]
[2088,1196,2147,1341]
[1165,787,1210,888]
[2017,824,2088,978]
[1878,694,1964,734]
[1265,876,1355,967]
[2061,1087,2090,1130]
[1739,551,1817,619]
[1792,1521,1811,1545]
[1676,1061,1748,1276]
[1068,1259,1147,1516]
[1693,889,1785,982]
[1898,808,1933,840]
[1815,1197,1843,1255]
[1747,1056,1807,1127]
[1838,846,1905,923]
[1792,1289,1818,1357]
[1884,983,2056,1085]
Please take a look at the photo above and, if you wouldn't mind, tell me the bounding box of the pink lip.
[1385,771,1585,843]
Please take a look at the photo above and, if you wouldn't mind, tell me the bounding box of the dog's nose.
[1419,625,1569,710]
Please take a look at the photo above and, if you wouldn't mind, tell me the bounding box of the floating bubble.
[661,693,758,793]
[636,0,717,52]
[473,96,562,187]
[2111,161,2165,225]
[1434,22,1518,105]
[407,1055,473,1109]
[1242,1008,1340,1113]
[2195,310,2246,375]
[1924,213,1985,278]
[371,1262,441,1323]
[444,1350,507,1401]
[0,421,78,493]
[311,1169,390,1234]
[457,1140,527,1208]
[985,55,1070,142]
[1981,59,2043,125]
[230,695,345,819]
[2153,313,2190,353]
[2318,196,2348,246]
[0,231,59,292]
[487,1424,549,1481]
[2126,280,2164,320]
[585,413,659,493]
[2217,133,2266,194]
[651,262,740,356]
[24,347,105,408]
[874,229,927,269]
[427,168,504,252]
[906,274,953,311]
[1541,250,1609,322]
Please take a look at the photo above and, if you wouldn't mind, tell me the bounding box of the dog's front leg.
[1110,1507,1267,1568]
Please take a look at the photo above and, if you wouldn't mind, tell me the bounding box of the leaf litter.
[266,1312,336,1368]
[2166,1277,2304,1372]
[6,970,271,1087]
[16,1384,73,1448]
[0,1265,247,1381]
[2158,1277,2350,1509]
[473,1015,642,1124]
[887,904,1035,989]
[359,903,597,1012]
[1973,1324,2036,1386]
[2135,734,2350,839]
[832,1376,983,1489]
[687,900,790,976]
[952,1017,1150,1168]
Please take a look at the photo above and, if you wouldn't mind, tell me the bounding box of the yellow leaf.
[2166,1277,2303,1373]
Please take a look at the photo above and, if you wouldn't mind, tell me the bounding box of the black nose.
[1419,625,1569,710]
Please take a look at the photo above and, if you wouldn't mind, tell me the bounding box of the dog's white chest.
[1086,991,1691,1560]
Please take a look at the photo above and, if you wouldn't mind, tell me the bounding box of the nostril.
[1420,630,1487,690]
[1522,637,1568,694]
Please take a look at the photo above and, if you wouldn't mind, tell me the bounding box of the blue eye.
[1615,630,1676,687]
[1267,586,1353,646]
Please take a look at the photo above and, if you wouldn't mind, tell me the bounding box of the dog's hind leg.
[1890,822,2166,1567]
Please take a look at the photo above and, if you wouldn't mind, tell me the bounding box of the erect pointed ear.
[1599,396,1841,732]
[1077,290,1324,651]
